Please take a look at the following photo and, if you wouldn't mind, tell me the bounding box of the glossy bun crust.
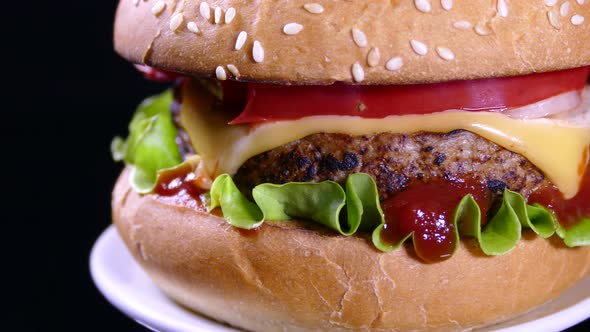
[114,0,590,84]
[112,169,590,331]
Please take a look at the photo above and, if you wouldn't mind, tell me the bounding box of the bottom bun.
[112,168,590,331]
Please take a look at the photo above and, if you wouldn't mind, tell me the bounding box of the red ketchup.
[529,160,590,229]
[153,162,262,237]
[153,162,207,210]
[381,178,492,263]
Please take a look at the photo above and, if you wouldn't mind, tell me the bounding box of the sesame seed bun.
[112,168,590,331]
[114,0,590,84]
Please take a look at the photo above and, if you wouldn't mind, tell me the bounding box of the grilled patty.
[232,130,549,201]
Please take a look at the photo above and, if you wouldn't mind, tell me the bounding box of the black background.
[10,1,590,331]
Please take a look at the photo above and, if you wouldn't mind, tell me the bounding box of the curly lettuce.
[209,173,589,258]
[111,90,182,193]
[209,173,382,234]
[454,190,555,255]
[557,219,590,247]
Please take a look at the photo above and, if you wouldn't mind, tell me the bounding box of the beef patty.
[232,130,549,201]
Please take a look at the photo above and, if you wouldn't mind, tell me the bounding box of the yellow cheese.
[181,81,590,199]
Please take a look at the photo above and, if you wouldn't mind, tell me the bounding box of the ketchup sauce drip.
[529,161,590,229]
[153,159,262,238]
[153,162,206,202]
[381,179,492,263]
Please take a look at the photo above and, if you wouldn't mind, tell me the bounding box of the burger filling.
[112,66,590,262]
[233,131,548,201]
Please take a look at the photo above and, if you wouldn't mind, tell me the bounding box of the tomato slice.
[230,67,589,124]
[135,64,185,82]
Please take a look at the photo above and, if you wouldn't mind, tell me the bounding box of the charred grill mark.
[342,152,359,170]
[296,156,311,168]
[378,172,410,197]
[487,180,508,194]
[433,153,446,166]
[321,155,342,172]
[303,165,317,181]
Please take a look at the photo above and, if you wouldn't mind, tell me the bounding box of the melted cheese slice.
[181,81,590,199]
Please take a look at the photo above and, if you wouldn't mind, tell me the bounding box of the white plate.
[90,225,590,332]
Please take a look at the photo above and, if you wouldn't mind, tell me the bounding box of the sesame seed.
[453,20,472,30]
[225,7,236,24]
[410,40,428,56]
[441,0,453,10]
[215,66,227,80]
[352,62,365,83]
[214,7,222,24]
[385,57,403,71]
[548,10,562,29]
[169,13,184,32]
[497,0,508,17]
[352,28,368,48]
[132,0,139,6]
[227,64,240,77]
[235,31,247,50]
[303,3,324,14]
[367,47,380,67]
[252,40,265,63]
[560,1,570,17]
[283,23,304,35]
[571,14,585,25]
[544,0,557,6]
[576,0,585,4]
[151,1,166,16]
[475,23,491,35]
[200,2,211,20]
[187,21,200,33]
[414,0,432,13]
[436,46,455,60]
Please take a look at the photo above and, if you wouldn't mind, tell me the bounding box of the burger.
[110,0,590,331]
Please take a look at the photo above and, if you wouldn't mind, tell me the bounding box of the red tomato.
[135,64,185,82]
[230,67,590,124]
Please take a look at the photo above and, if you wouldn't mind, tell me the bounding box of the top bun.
[114,0,590,84]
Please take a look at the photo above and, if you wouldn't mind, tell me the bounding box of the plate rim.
[90,225,241,332]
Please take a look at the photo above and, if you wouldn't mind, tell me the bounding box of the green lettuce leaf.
[457,192,521,255]
[209,173,384,234]
[251,173,383,235]
[110,136,126,162]
[253,180,347,231]
[456,190,555,255]
[345,173,384,232]
[371,224,413,252]
[111,90,182,193]
[209,174,264,229]
[557,219,590,247]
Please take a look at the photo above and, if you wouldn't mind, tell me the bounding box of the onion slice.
[548,86,590,125]
[505,90,582,119]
